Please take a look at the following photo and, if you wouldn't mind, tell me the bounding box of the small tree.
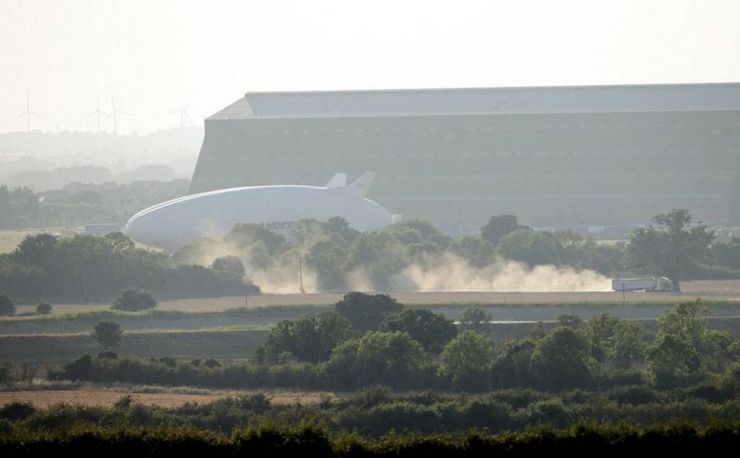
[211,256,246,281]
[458,307,493,333]
[440,330,493,391]
[35,302,52,315]
[530,327,594,391]
[112,287,157,312]
[481,214,529,245]
[381,308,457,353]
[335,292,403,333]
[626,209,714,292]
[0,290,16,316]
[92,320,122,349]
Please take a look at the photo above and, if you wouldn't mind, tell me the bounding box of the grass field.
[0,328,270,363]
[0,386,338,408]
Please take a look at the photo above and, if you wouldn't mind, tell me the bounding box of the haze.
[2,0,740,134]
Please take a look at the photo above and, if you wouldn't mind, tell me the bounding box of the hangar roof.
[208,82,740,120]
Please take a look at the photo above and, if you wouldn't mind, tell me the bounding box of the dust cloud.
[181,241,611,294]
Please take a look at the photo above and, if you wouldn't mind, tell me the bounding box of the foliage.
[626,209,715,291]
[481,214,529,245]
[530,326,595,391]
[35,301,52,315]
[92,320,123,349]
[258,312,351,363]
[585,313,645,368]
[1,233,256,302]
[334,292,403,333]
[497,229,562,267]
[440,331,493,391]
[0,290,16,316]
[380,308,457,353]
[458,307,493,333]
[647,300,731,387]
[325,331,427,389]
[111,287,158,312]
[211,256,246,282]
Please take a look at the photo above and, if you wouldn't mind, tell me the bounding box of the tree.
[448,236,496,267]
[481,214,529,245]
[381,308,457,353]
[498,229,562,267]
[530,327,594,391]
[647,300,729,386]
[92,320,123,349]
[12,233,57,269]
[490,338,537,388]
[306,237,348,291]
[35,302,52,315]
[111,287,157,311]
[353,331,424,387]
[259,312,351,363]
[440,331,493,391]
[626,209,714,292]
[0,290,16,316]
[211,256,246,281]
[458,307,493,333]
[334,292,403,333]
[585,313,644,368]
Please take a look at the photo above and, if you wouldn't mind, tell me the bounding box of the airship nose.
[124,212,157,247]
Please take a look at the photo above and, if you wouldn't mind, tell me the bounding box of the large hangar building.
[190,83,740,233]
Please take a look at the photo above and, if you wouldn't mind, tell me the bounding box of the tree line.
[0,179,187,228]
[174,209,740,293]
[0,232,258,303]
[55,293,739,393]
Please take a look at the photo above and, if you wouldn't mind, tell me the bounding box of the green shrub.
[35,301,52,315]
[0,290,16,316]
[112,287,157,311]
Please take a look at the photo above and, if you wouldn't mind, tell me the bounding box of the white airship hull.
[124,184,393,251]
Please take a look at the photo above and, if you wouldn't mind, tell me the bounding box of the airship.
[124,172,395,251]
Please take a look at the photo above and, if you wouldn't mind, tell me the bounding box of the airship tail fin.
[341,172,376,198]
[325,173,347,188]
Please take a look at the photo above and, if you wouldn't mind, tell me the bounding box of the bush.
[35,301,52,315]
[92,321,123,349]
[0,401,36,420]
[112,287,157,312]
[0,290,16,316]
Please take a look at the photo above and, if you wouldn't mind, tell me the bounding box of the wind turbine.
[11,93,43,133]
[166,93,195,127]
[106,94,130,135]
[87,98,109,133]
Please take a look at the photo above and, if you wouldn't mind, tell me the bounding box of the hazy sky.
[2,0,740,134]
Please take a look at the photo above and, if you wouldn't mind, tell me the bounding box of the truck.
[611,277,673,292]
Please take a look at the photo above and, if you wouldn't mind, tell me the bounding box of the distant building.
[190,83,740,232]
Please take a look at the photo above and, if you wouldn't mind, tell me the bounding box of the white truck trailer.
[611,277,673,292]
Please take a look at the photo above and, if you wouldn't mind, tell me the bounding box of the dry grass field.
[0,387,338,408]
[12,280,740,316]
[0,228,76,254]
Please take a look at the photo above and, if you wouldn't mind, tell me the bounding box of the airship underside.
[124,172,394,251]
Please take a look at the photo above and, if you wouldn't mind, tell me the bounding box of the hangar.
[190,83,740,233]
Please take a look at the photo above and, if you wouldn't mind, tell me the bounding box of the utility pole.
[299,257,305,294]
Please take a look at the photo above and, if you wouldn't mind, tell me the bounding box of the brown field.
[0,387,338,408]
[13,280,740,316]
